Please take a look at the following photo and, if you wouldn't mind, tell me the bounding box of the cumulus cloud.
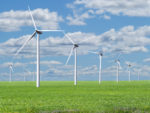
[0,25,150,59]
[0,9,63,32]
[67,0,150,25]
[29,60,62,65]
[143,58,150,62]
[74,0,150,16]
[66,10,94,25]
[66,3,94,25]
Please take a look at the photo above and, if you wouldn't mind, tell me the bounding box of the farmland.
[0,81,150,113]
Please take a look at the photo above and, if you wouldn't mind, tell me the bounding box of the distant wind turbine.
[88,51,103,84]
[115,59,120,83]
[127,63,132,82]
[15,5,63,87]
[115,53,122,83]
[9,64,14,82]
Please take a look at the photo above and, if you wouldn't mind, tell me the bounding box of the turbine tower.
[88,51,103,84]
[15,6,63,87]
[115,59,120,83]
[9,64,13,82]
[127,64,131,82]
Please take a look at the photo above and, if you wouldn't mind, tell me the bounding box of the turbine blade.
[11,67,14,72]
[63,31,75,44]
[118,62,121,69]
[88,51,99,54]
[15,31,36,56]
[117,53,122,60]
[10,66,14,72]
[65,47,74,65]
[39,30,64,32]
[28,5,37,30]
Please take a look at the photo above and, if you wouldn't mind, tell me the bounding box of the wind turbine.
[9,64,14,82]
[127,64,132,82]
[65,39,78,86]
[64,32,92,86]
[88,51,103,84]
[115,59,120,83]
[115,53,122,83]
[15,6,63,87]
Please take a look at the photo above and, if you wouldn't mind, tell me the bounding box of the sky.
[1,0,150,81]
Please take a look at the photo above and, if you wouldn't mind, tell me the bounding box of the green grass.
[0,81,150,113]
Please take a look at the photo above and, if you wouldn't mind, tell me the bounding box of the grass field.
[0,81,150,113]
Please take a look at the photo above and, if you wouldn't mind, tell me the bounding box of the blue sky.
[1,0,150,81]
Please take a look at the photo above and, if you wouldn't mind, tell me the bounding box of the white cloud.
[0,9,63,32]
[143,58,150,62]
[67,11,94,25]
[67,0,150,25]
[74,0,150,17]
[1,25,150,58]
[103,15,111,20]
[29,60,62,65]
[66,3,94,25]
[0,62,26,69]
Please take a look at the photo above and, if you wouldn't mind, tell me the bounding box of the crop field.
[0,81,150,113]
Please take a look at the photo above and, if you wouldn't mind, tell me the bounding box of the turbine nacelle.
[115,59,120,64]
[36,30,42,34]
[9,64,14,72]
[99,52,103,56]
[9,63,13,68]
[128,64,131,67]
[74,44,79,48]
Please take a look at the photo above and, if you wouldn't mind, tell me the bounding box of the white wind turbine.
[9,64,14,82]
[64,32,92,86]
[137,70,141,81]
[15,6,63,87]
[115,53,122,83]
[65,39,78,86]
[88,51,103,84]
[115,59,120,83]
[127,63,132,82]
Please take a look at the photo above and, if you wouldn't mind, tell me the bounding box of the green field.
[0,81,150,113]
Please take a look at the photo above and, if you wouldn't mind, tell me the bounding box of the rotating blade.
[65,46,74,65]
[63,31,75,45]
[28,5,37,30]
[15,31,36,56]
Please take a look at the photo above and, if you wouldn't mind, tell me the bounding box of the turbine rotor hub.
[74,44,79,48]
[115,59,120,63]
[128,64,131,67]
[100,53,103,56]
[36,30,42,34]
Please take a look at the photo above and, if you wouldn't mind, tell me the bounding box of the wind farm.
[1,0,150,112]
